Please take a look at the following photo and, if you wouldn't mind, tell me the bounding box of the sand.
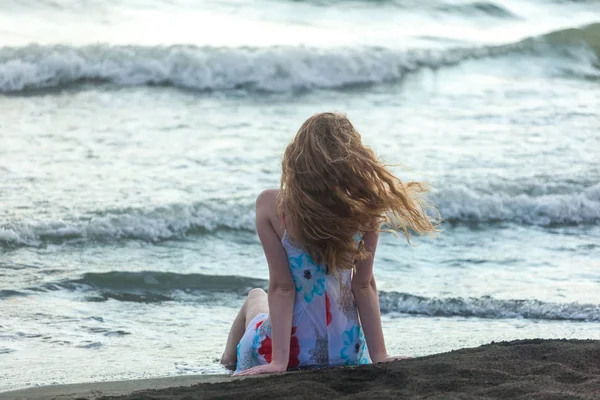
[0,376,232,400]
[4,339,600,400]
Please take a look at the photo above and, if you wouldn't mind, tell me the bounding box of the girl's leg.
[220,288,269,369]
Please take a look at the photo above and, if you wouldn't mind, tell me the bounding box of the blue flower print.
[288,253,325,303]
[340,326,367,365]
[358,336,370,365]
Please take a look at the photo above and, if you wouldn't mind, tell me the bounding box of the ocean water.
[1,0,600,392]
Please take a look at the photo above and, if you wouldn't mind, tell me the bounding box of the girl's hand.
[374,355,411,363]
[232,361,287,376]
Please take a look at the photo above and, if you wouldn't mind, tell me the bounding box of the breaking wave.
[0,201,256,247]
[0,23,598,94]
[5,271,600,321]
[1,182,598,248]
[378,291,600,321]
[436,182,600,226]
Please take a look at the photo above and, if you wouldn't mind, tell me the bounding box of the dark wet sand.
[5,339,600,400]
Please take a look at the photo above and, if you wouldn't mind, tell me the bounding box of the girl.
[221,112,438,376]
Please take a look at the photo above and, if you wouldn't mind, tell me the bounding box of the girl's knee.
[247,288,266,298]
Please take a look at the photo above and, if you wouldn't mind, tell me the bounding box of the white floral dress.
[235,232,370,373]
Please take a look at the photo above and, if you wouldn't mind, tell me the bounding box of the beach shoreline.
[4,339,600,400]
[0,374,235,400]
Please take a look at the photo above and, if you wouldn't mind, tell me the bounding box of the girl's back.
[235,227,369,372]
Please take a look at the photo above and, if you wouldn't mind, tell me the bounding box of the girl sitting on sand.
[221,112,438,375]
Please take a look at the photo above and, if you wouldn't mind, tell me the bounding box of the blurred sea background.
[1,0,599,391]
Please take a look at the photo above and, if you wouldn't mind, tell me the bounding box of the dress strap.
[281,211,289,244]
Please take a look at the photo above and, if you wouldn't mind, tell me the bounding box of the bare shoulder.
[256,189,284,239]
[256,189,279,210]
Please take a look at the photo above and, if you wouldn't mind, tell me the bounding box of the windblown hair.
[278,112,439,274]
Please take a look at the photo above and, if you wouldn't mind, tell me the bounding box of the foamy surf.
[1,182,598,248]
[436,182,600,226]
[1,23,598,94]
[0,201,257,247]
[0,44,480,93]
[379,292,600,322]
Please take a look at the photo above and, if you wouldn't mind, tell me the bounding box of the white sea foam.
[436,182,600,225]
[0,44,476,93]
[1,183,598,247]
[1,23,598,93]
[379,291,600,321]
[0,201,256,247]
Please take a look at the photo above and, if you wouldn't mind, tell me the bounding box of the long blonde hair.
[278,112,439,274]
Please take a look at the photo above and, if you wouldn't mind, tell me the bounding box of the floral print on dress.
[309,326,328,366]
[289,253,326,303]
[288,327,301,368]
[325,292,332,325]
[358,339,370,365]
[234,232,371,373]
[256,325,300,368]
[236,341,255,371]
[340,326,367,365]
[337,281,359,322]
[257,333,272,362]
[235,316,268,372]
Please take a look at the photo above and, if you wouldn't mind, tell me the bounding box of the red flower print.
[257,326,300,368]
[326,292,332,326]
[255,320,264,330]
[288,327,300,368]
[257,335,272,363]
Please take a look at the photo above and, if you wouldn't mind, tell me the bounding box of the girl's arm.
[352,230,392,363]
[235,190,296,376]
